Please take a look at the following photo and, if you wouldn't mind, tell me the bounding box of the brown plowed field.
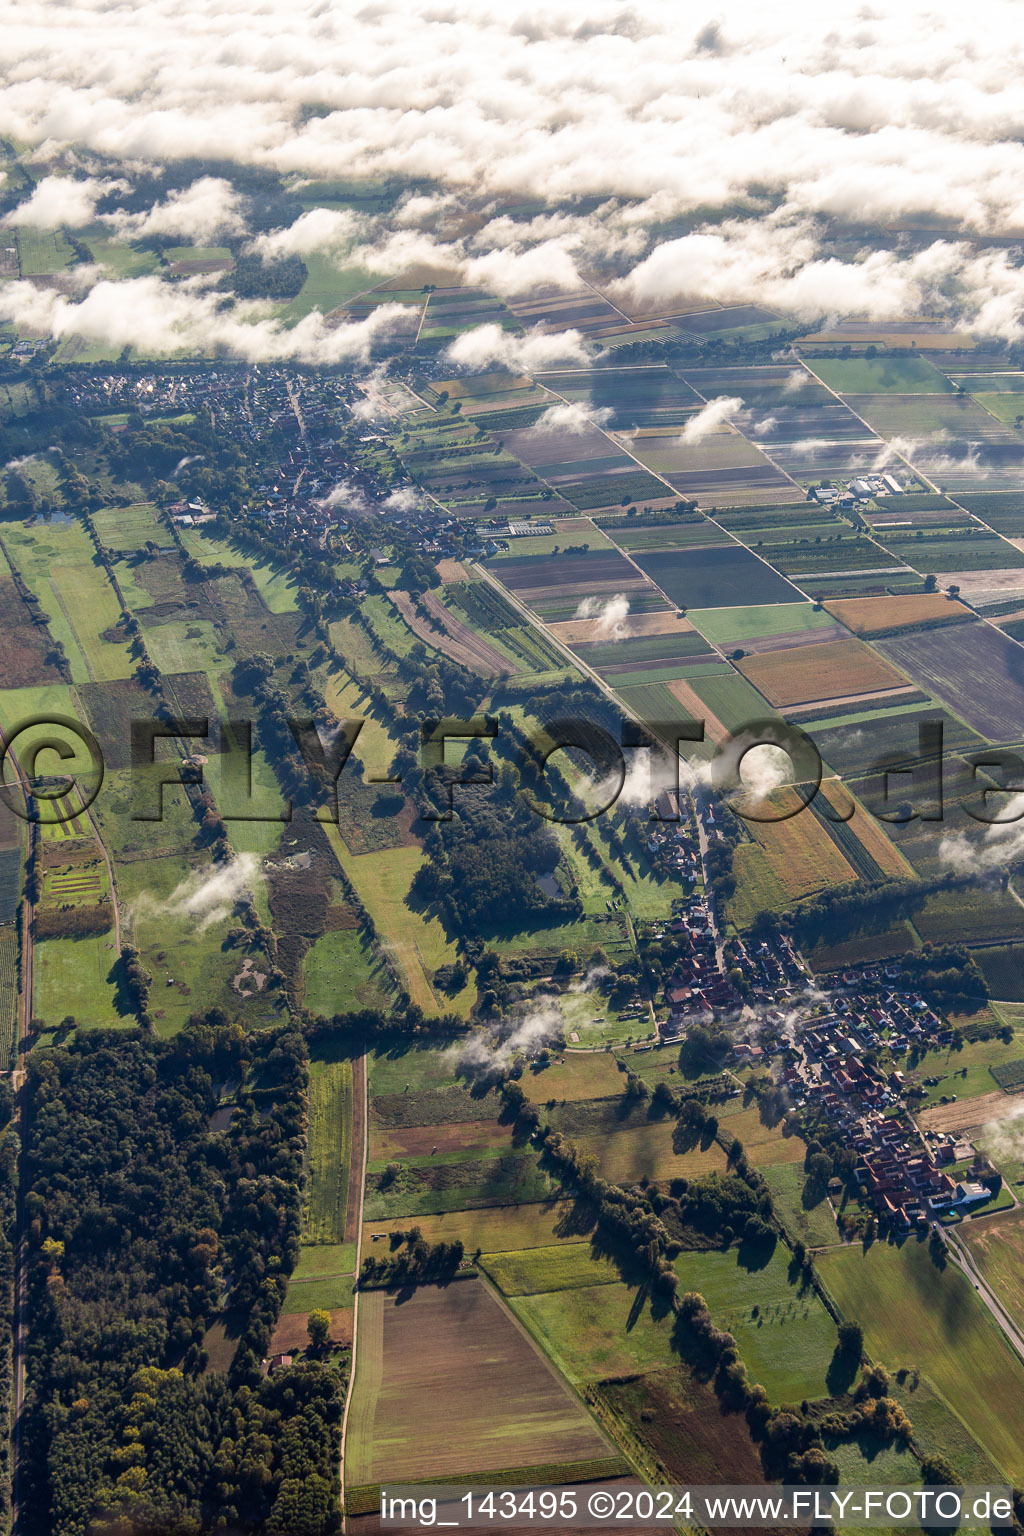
[736,637,908,708]
[346,1279,611,1485]
[823,594,972,635]
[916,1089,1022,1133]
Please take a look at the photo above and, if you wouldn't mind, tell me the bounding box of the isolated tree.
[306,1309,330,1352]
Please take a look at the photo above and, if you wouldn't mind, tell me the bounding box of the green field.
[819,1238,1024,1479]
[762,1163,839,1248]
[960,1211,1024,1334]
[687,603,838,644]
[302,927,388,1014]
[118,856,277,1031]
[16,227,75,276]
[324,830,473,1017]
[686,670,779,731]
[511,1279,683,1383]
[280,1272,354,1314]
[674,1246,838,1403]
[32,931,125,1030]
[303,1055,353,1244]
[481,1243,619,1294]
[807,356,954,394]
[278,256,386,321]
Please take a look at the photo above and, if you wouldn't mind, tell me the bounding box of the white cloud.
[679,395,744,444]
[534,401,613,435]
[6,173,108,228]
[14,2,1024,345]
[574,592,631,637]
[0,273,412,363]
[105,177,246,245]
[248,206,363,260]
[939,792,1024,875]
[445,323,588,371]
[141,852,261,932]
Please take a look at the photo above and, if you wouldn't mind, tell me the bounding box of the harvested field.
[370,1118,515,1161]
[388,589,516,675]
[548,611,695,645]
[823,594,973,635]
[346,1279,611,1485]
[875,623,1024,740]
[736,638,909,708]
[915,1090,1021,1134]
[436,558,473,582]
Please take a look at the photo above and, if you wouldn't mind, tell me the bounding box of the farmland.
[510,1280,682,1383]
[631,546,803,608]
[822,593,973,635]
[345,1280,614,1486]
[819,1239,1024,1479]
[874,623,1024,740]
[960,1210,1024,1332]
[736,638,909,708]
[807,356,954,393]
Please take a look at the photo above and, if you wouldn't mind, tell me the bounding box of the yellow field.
[823,593,972,635]
[747,789,856,899]
[737,638,908,707]
[819,779,915,879]
[363,1201,590,1254]
[520,1052,627,1103]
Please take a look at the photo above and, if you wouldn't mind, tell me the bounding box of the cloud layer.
[9,2,1024,350]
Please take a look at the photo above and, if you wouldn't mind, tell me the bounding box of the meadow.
[819,1238,1024,1480]
[481,1243,620,1294]
[688,603,837,645]
[303,1055,353,1244]
[673,1246,838,1402]
[510,1279,681,1383]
